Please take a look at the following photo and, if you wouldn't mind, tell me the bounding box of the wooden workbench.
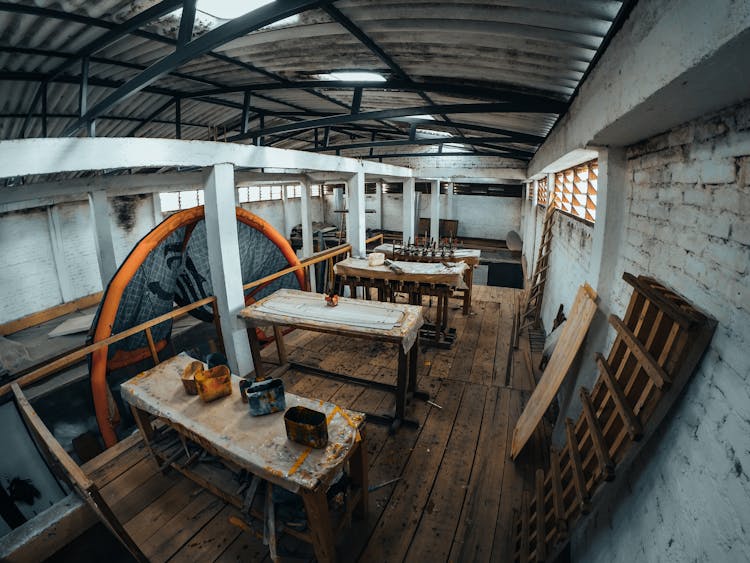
[121,353,367,563]
[239,289,425,431]
[373,243,481,314]
[333,257,468,347]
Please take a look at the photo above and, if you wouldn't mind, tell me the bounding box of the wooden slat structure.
[517,198,556,339]
[512,273,716,562]
[511,283,599,459]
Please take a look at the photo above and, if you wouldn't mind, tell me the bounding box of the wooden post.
[203,163,254,377]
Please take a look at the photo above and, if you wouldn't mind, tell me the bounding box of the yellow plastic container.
[195,364,232,402]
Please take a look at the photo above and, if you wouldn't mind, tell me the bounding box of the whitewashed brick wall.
[574,101,750,562]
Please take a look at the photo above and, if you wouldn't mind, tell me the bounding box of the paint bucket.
[195,364,232,402]
[284,406,328,448]
[239,378,286,416]
[181,361,203,395]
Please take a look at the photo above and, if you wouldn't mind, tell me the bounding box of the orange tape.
[287,447,312,476]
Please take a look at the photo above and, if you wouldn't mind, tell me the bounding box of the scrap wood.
[510,283,598,460]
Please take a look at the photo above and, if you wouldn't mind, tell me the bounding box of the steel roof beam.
[368,151,518,160]
[314,136,535,158]
[232,101,563,140]
[63,0,335,136]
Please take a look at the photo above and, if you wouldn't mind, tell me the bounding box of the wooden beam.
[609,314,671,389]
[0,292,102,336]
[579,387,615,481]
[596,352,643,439]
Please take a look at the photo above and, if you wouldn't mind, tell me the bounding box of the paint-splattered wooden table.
[333,257,468,347]
[373,243,481,314]
[121,353,367,563]
[239,288,426,432]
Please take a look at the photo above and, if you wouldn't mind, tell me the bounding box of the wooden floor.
[78,284,544,563]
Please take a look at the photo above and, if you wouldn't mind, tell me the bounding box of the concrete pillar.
[46,206,75,302]
[280,183,289,239]
[87,190,118,287]
[402,177,416,243]
[203,163,254,377]
[430,179,440,242]
[151,193,163,226]
[445,182,455,221]
[552,148,628,446]
[375,180,383,230]
[346,171,366,258]
[300,177,316,293]
[589,148,628,312]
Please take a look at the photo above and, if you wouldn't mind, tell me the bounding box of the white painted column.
[445,182,455,221]
[346,171,366,258]
[46,206,75,302]
[203,163,254,377]
[430,179,440,242]
[589,148,628,311]
[402,177,416,243]
[151,193,163,226]
[375,180,383,230]
[280,183,289,239]
[300,177,316,293]
[87,190,118,287]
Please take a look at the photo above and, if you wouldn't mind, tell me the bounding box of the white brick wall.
[574,101,750,563]
[0,209,62,322]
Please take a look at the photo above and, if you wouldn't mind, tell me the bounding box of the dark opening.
[487,262,524,289]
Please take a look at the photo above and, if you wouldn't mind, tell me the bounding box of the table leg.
[272,325,287,366]
[442,290,449,330]
[435,290,443,344]
[463,266,474,315]
[301,489,337,563]
[408,343,419,394]
[248,328,267,380]
[395,346,409,427]
[349,431,369,520]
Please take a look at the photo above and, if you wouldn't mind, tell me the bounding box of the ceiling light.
[318,71,386,82]
[198,0,274,20]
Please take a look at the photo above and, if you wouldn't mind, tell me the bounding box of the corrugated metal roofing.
[0,0,630,162]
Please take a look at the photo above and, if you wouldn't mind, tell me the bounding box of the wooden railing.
[0,233,385,398]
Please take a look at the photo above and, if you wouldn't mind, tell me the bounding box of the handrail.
[241,232,384,292]
[242,242,352,291]
[2,232,386,397]
[0,296,216,397]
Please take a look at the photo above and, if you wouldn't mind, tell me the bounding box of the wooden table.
[373,243,481,314]
[239,289,425,432]
[121,353,367,563]
[333,256,468,347]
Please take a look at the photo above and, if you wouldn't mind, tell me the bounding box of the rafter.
[232,101,562,141]
[314,136,535,159]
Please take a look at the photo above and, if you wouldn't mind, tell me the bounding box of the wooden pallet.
[511,273,716,562]
[516,200,557,345]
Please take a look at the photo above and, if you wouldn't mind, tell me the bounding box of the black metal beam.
[62,0,335,136]
[128,98,176,136]
[314,136,535,158]
[177,0,196,47]
[14,0,183,138]
[0,112,214,130]
[232,101,559,140]
[368,151,519,160]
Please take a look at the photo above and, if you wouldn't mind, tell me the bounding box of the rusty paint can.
[181,361,203,395]
[239,378,286,416]
[195,364,232,402]
[284,406,328,448]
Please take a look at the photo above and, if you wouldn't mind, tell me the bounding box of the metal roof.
[0,0,632,162]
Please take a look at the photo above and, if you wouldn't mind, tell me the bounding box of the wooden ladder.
[510,273,716,562]
[516,200,556,345]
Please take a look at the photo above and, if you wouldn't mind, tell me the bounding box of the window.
[311,184,322,197]
[286,184,301,199]
[452,183,523,197]
[536,176,548,206]
[159,189,204,212]
[552,160,598,223]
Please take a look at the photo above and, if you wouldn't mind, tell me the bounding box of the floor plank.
[65,283,540,563]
